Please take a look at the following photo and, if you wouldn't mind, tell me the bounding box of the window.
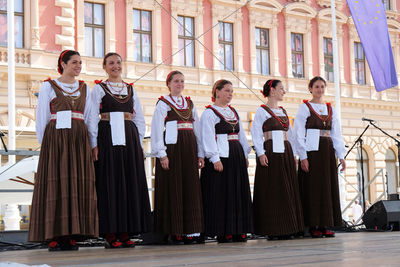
[177,16,194,67]
[255,28,269,75]
[84,2,105,58]
[0,0,24,48]
[383,0,390,10]
[291,33,304,78]
[132,9,152,63]
[324,38,334,82]
[354,42,366,85]
[218,21,233,71]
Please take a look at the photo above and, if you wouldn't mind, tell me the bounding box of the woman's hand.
[92,146,98,161]
[160,156,169,170]
[198,157,205,169]
[340,159,346,172]
[214,161,223,172]
[259,154,268,167]
[301,159,309,172]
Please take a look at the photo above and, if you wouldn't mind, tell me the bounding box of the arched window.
[385,148,398,195]
[356,148,370,205]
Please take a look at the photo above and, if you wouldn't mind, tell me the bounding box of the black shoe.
[168,235,184,245]
[233,234,247,242]
[183,235,195,245]
[63,239,79,250]
[195,234,205,244]
[217,235,233,243]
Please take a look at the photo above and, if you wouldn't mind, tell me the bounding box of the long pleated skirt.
[298,137,343,227]
[253,140,304,236]
[95,120,152,236]
[28,120,98,242]
[154,130,204,235]
[201,141,253,236]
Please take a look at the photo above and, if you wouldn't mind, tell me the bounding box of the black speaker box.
[362,200,400,230]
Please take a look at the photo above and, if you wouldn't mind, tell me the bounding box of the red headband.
[212,79,225,102]
[166,71,181,86]
[58,50,71,74]
[267,79,275,87]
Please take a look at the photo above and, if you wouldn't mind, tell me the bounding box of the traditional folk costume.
[251,105,304,238]
[29,79,98,245]
[88,81,151,242]
[200,105,253,241]
[294,100,346,230]
[151,95,204,239]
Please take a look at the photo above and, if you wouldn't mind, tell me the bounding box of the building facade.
[0,0,400,223]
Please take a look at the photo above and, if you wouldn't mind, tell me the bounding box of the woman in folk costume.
[294,76,346,238]
[151,70,204,244]
[200,79,253,243]
[251,79,304,240]
[89,52,151,249]
[29,50,98,251]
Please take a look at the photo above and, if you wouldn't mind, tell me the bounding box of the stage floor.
[2,231,400,266]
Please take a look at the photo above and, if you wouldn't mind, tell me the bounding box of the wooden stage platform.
[2,231,400,266]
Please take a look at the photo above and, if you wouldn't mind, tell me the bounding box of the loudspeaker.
[362,200,400,231]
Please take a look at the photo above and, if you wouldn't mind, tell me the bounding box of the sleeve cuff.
[157,150,167,158]
[210,155,220,164]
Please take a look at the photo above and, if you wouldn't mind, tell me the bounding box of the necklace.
[304,101,332,127]
[264,105,289,129]
[101,82,132,103]
[107,80,125,99]
[210,105,238,133]
[51,80,82,106]
[169,94,185,109]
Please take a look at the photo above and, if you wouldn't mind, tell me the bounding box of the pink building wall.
[39,0,61,52]
[241,6,250,73]
[203,0,213,69]
[277,12,286,77]
[311,18,319,77]
[115,0,127,59]
[161,0,172,64]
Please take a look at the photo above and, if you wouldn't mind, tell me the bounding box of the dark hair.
[57,50,80,74]
[166,70,184,87]
[308,76,326,89]
[212,79,232,99]
[103,52,122,66]
[262,79,281,97]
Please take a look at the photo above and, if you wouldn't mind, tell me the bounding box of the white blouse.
[87,82,146,148]
[150,95,203,158]
[250,106,297,158]
[200,105,251,164]
[293,102,346,161]
[35,79,92,144]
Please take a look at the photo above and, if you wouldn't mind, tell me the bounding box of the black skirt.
[154,130,204,235]
[95,120,152,236]
[201,141,253,236]
[253,140,304,236]
[298,137,343,227]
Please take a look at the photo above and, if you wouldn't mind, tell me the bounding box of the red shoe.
[323,229,335,237]
[122,240,136,248]
[105,240,123,249]
[311,229,323,238]
[48,241,61,252]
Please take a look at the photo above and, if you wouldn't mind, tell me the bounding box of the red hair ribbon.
[58,50,71,74]
[268,79,275,87]
[260,90,267,98]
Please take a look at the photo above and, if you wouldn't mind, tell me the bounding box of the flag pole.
[331,0,347,219]
[7,0,16,164]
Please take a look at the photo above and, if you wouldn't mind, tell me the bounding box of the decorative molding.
[317,0,343,9]
[55,0,75,50]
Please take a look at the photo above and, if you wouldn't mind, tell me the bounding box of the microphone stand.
[343,124,370,212]
[368,121,400,198]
